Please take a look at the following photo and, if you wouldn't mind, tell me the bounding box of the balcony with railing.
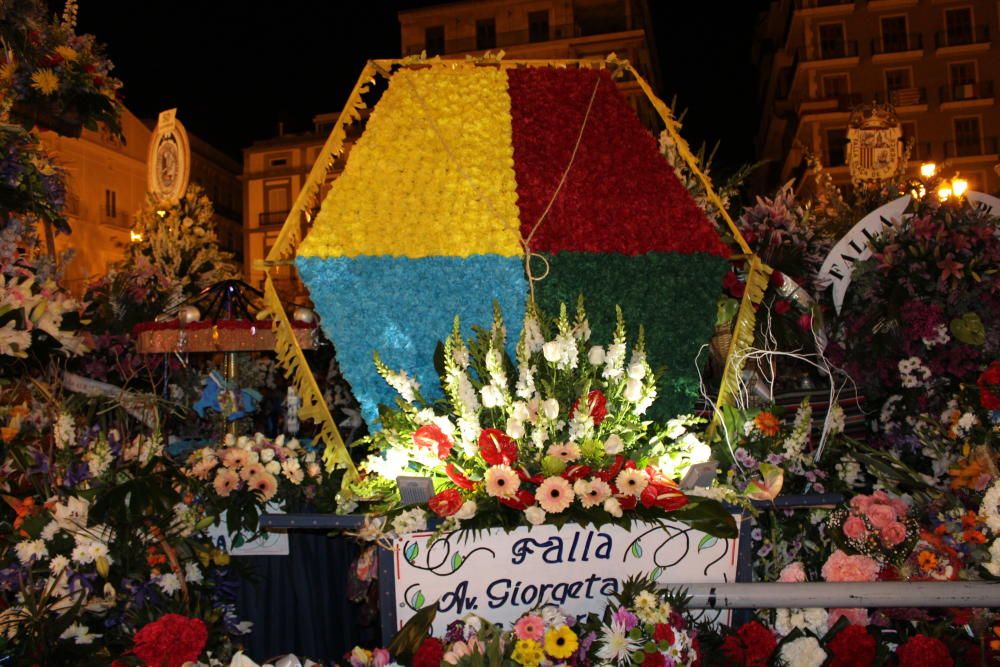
[797,92,862,116]
[405,24,582,56]
[258,210,291,226]
[870,32,923,57]
[934,25,990,50]
[875,87,927,108]
[939,80,994,105]
[944,136,998,159]
[794,0,853,12]
[795,40,859,62]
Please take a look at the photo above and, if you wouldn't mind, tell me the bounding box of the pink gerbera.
[514,613,545,642]
[573,478,612,508]
[614,468,649,496]
[546,442,581,463]
[213,468,240,497]
[484,465,521,498]
[536,476,574,513]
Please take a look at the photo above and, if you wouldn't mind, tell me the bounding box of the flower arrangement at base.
[181,432,332,540]
[350,301,736,538]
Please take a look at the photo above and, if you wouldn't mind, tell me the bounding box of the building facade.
[398,0,662,127]
[755,0,1000,192]
[40,109,243,294]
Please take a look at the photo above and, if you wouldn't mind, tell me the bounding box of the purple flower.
[734,447,756,469]
[63,460,91,487]
[612,606,639,631]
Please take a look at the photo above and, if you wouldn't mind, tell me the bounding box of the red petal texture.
[507,67,729,258]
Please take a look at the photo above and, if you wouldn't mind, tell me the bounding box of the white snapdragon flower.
[588,345,605,365]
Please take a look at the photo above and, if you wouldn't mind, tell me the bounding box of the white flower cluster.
[835,457,863,488]
[384,369,421,403]
[391,507,428,535]
[782,400,812,461]
[980,481,1000,534]
[774,607,828,636]
[778,636,827,667]
[54,412,75,449]
[898,356,931,388]
[921,323,950,348]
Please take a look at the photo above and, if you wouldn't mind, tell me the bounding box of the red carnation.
[722,272,745,299]
[721,621,777,667]
[413,637,445,667]
[977,361,1000,410]
[427,489,463,517]
[896,634,953,667]
[413,424,454,460]
[653,623,675,644]
[640,652,666,667]
[445,463,475,490]
[479,429,518,465]
[827,624,876,667]
[131,614,208,667]
[572,390,608,425]
[770,270,785,288]
[797,313,813,331]
[773,299,791,315]
[616,494,638,510]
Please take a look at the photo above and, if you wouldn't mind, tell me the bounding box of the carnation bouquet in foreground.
[349,302,735,538]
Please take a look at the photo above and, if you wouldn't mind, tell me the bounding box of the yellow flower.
[543,625,578,659]
[512,639,543,667]
[30,68,59,95]
[55,46,78,61]
[0,61,16,83]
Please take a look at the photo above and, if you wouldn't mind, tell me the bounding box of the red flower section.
[507,68,729,258]
[896,634,954,667]
[722,271,745,299]
[131,614,208,667]
[827,625,876,667]
[412,424,453,460]
[479,428,518,465]
[427,489,463,517]
[721,621,777,667]
[445,464,475,491]
[572,389,609,425]
[977,361,1000,410]
[639,470,688,511]
[413,637,445,667]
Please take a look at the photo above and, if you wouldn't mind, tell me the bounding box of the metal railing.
[944,136,998,158]
[935,25,990,48]
[796,40,858,62]
[672,582,1000,609]
[870,32,923,55]
[939,80,994,103]
[874,86,926,106]
[405,23,583,56]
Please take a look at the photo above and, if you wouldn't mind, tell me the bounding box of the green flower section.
[535,252,728,419]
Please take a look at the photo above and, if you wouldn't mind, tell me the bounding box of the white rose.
[506,418,525,440]
[480,384,503,408]
[260,448,275,463]
[511,401,530,422]
[265,461,281,475]
[454,500,477,521]
[624,378,643,402]
[542,341,563,363]
[524,506,546,525]
[603,434,624,455]
[627,362,645,380]
[542,398,560,420]
[588,346,605,365]
[604,497,622,518]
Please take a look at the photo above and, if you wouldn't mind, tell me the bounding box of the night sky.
[75,1,769,173]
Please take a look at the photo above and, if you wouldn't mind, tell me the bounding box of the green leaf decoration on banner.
[451,552,463,571]
[411,590,425,609]
[698,534,718,552]
[404,542,419,563]
[650,566,663,581]
[631,542,643,559]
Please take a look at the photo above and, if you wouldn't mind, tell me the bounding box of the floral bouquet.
[182,432,329,540]
[826,491,919,564]
[352,302,735,537]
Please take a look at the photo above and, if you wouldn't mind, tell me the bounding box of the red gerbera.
[977,361,1000,410]
[827,624,876,667]
[479,428,518,465]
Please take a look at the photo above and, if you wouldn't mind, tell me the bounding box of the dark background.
[74,1,769,174]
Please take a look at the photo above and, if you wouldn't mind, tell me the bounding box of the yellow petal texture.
[298,66,523,259]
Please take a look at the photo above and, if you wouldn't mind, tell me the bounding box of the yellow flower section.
[298,67,523,259]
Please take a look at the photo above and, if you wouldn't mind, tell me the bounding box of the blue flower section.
[297,255,528,428]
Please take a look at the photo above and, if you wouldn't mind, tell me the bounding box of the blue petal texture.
[297,255,527,427]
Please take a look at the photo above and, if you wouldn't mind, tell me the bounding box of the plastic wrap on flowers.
[297,255,527,426]
[507,67,729,258]
[534,252,728,419]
